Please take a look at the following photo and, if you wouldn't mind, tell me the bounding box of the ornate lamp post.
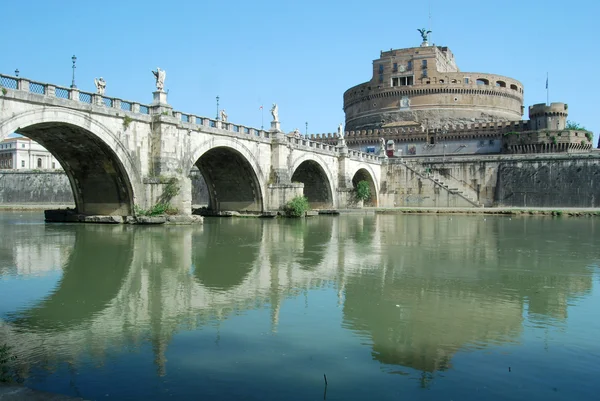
[14,69,19,77]
[216,96,220,120]
[70,55,77,89]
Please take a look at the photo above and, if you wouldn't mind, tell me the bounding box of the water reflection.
[0,213,597,389]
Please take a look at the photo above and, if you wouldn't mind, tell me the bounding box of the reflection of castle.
[310,34,594,157]
[0,216,595,378]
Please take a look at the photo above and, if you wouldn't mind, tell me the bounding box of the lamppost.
[216,96,220,120]
[305,122,308,137]
[70,55,77,89]
[14,69,19,77]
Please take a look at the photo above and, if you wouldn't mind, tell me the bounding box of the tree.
[355,180,371,202]
[566,120,586,130]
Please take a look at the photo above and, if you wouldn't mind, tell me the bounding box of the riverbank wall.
[379,153,600,208]
[0,170,74,206]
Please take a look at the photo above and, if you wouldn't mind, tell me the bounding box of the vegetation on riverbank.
[283,196,310,217]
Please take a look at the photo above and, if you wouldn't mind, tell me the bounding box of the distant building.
[0,137,62,170]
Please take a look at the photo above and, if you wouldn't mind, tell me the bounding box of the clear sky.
[1,0,598,144]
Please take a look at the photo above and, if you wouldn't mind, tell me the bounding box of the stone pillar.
[46,85,56,97]
[151,91,172,115]
[17,78,30,92]
[69,88,79,101]
[265,127,304,211]
[336,145,356,209]
[93,94,103,106]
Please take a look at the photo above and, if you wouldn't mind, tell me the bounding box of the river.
[0,211,598,400]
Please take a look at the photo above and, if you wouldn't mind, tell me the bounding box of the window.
[451,79,457,83]
[464,77,470,84]
[379,64,384,73]
[378,75,383,83]
[395,76,414,86]
[476,78,489,86]
[407,61,413,71]
[21,160,25,167]
[393,63,398,72]
[439,79,445,84]
[52,162,56,169]
[429,137,435,144]
[37,158,42,168]
[423,69,428,78]
[422,60,427,68]
[21,144,25,148]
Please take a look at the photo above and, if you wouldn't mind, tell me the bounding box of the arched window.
[476,78,489,86]
[510,84,518,90]
[496,81,506,88]
[37,158,42,168]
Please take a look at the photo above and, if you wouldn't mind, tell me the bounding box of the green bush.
[566,120,586,130]
[585,132,592,142]
[284,196,309,217]
[355,180,371,202]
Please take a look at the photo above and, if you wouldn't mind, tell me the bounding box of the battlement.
[309,120,532,143]
[503,129,593,154]
[529,102,568,118]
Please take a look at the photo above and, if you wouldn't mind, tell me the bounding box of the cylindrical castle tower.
[343,43,524,131]
[528,102,568,130]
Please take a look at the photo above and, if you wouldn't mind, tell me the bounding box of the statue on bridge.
[152,68,166,91]
[379,137,387,157]
[220,109,228,122]
[94,77,106,96]
[337,123,346,147]
[270,103,279,122]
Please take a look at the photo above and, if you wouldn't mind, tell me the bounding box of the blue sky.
[1,0,598,144]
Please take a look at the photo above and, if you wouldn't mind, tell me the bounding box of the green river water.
[0,211,598,400]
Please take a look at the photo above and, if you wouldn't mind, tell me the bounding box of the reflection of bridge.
[0,216,595,378]
[0,74,381,216]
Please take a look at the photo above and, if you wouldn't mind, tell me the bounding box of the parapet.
[529,103,568,118]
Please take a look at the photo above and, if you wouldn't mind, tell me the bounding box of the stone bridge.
[0,73,382,217]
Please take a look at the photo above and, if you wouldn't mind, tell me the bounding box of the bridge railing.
[0,73,154,116]
[174,112,271,139]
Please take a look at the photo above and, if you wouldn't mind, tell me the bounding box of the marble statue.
[337,123,344,139]
[270,103,279,122]
[94,77,106,95]
[220,109,228,122]
[152,68,166,91]
[380,137,386,151]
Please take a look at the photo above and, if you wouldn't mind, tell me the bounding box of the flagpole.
[546,72,549,106]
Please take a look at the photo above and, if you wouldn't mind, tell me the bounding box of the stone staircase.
[401,161,483,208]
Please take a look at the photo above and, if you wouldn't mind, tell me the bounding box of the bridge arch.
[350,164,379,206]
[0,108,141,216]
[188,140,266,213]
[290,154,336,209]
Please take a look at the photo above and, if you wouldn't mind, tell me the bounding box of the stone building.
[0,136,62,170]
[343,41,524,131]
[310,34,594,157]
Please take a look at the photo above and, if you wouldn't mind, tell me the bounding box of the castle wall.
[380,154,600,208]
